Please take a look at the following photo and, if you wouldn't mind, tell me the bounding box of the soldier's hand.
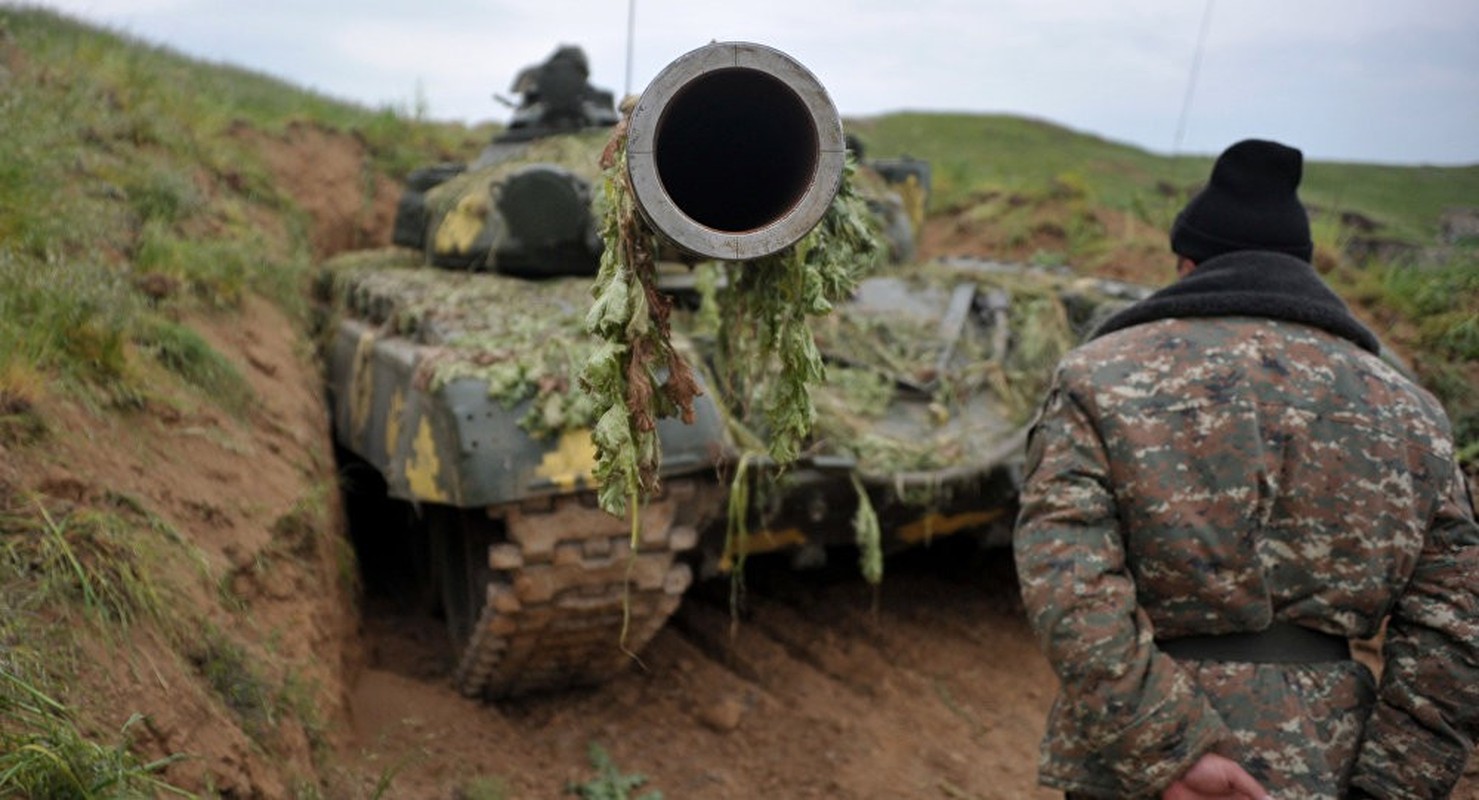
[1161,752,1272,800]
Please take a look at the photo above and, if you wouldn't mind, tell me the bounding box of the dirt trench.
[343,538,1057,800]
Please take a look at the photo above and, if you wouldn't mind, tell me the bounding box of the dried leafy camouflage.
[317,248,602,440]
[1013,316,1479,798]
[799,260,1141,476]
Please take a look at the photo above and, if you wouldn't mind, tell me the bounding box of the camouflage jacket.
[1013,311,1479,798]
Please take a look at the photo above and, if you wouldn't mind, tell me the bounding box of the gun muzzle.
[625,41,845,261]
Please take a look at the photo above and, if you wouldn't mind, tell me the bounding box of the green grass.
[1364,257,1479,361]
[0,254,135,390]
[133,314,257,415]
[0,479,341,792]
[0,619,191,798]
[1331,249,1479,457]
[848,113,1203,212]
[847,112,1479,243]
[1,6,479,167]
[1304,162,1479,244]
[1,497,168,629]
[191,627,279,741]
[0,483,209,797]
[0,5,478,416]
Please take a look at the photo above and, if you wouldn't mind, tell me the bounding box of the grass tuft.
[0,646,191,799]
[566,742,662,800]
[132,314,255,415]
[459,776,512,800]
[190,627,284,744]
[125,166,204,226]
[1,498,166,628]
[0,254,137,383]
[0,362,50,446]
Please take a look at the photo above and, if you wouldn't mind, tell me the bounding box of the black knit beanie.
[1170,139,1314,263]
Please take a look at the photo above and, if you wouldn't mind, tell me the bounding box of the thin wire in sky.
[1173,0,1215,155]
[624,0,636,99]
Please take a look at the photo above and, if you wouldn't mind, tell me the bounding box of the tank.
[320,42,852,699]
[319,42,1147,700]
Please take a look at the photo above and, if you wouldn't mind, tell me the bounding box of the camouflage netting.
[316,237,1144,487]
[701,256,1144,478]
[424,132,610,218]
[317,248,603,440]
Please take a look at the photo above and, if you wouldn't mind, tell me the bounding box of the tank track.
[451,480,701,699]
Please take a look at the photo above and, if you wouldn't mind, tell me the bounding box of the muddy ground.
[347,542,1055,799]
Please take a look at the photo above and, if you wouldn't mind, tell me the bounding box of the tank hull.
[325,313,727,508]
[318,250,730,698]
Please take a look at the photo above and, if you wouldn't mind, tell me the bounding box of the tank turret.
[389,45,621,275]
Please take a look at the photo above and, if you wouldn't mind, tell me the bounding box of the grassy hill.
[0,5,1474,797]
[1,5,482,405]
[850,111,1479,242]
[0,7,488,796]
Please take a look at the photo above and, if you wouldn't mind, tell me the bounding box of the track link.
[451,480,701,699]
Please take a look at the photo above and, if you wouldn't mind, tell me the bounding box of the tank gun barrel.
[625,42,845,261]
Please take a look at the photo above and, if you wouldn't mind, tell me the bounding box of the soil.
[12,123,1475,800]
[346,546,1054,800]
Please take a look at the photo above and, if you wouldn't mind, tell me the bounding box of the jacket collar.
[1091,250,1380,354]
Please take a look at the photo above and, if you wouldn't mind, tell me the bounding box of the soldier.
[1012,138,1479,798]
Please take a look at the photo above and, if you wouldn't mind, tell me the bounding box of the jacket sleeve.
[1349,459,1479,798]
[1013,377,1233,796]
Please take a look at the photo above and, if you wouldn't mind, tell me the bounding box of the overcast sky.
[27,0,1479,166]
